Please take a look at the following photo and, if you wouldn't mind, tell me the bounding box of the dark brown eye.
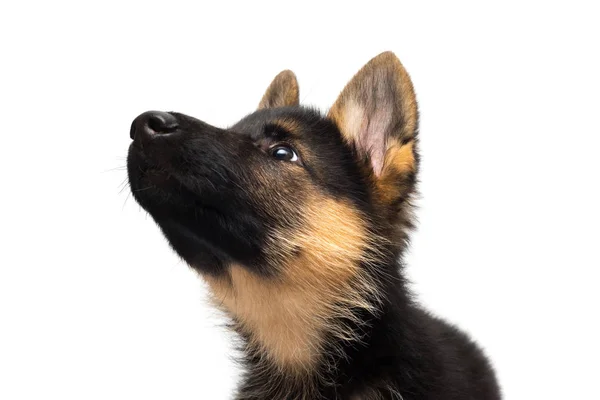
[270,145,299,162]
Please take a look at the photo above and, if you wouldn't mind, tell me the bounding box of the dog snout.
[130,111,179,141]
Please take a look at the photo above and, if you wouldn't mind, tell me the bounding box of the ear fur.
[328,51,419,208]
[258,70,300,109]
[328,51,418,175]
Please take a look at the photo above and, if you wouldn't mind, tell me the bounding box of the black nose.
[130,111,179,141]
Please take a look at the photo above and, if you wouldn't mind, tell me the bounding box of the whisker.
[122,190,131,210]
[102,165,127,173]
[134,186,154,192]
[118,178,130,194]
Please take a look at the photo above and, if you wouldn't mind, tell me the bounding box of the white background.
[1,1,599,399]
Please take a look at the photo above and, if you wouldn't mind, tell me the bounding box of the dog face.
[128,102,370,276]
[127,52,419,371]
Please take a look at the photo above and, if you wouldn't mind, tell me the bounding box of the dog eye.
[270,145,299,162]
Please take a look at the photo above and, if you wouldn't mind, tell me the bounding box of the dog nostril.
[147,111,179,134]
[130,111,179,142]
[130,120,137,140]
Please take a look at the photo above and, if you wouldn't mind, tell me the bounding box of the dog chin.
[135,191,267,275]
[155,217,230,274]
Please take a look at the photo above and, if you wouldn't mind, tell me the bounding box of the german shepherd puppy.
[127,52,501,399]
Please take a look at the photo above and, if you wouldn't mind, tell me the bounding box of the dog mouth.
[127,153,246,268]
[126,111,269,269]
[127,145,227,218]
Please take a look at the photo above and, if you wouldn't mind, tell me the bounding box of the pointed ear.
[258,70,300,109]
[328,52,418,176]
[328,52,419,208]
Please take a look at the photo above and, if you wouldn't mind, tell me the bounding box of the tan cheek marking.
[203,196,377,374]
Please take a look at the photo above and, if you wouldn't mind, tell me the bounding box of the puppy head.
[127,51,419,371]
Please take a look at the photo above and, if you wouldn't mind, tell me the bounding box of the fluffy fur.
[127,51,501,399]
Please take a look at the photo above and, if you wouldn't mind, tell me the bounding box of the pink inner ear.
[359,107,392,177]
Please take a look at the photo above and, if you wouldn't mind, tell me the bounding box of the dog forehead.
[230,109,272,135]
[230,107,323,139]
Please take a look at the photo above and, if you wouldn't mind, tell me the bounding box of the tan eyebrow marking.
[272,118,301,135]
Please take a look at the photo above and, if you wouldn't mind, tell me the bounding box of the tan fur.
[334,99,367,145]
[203,196,385,376]
[258,70,300,109]
[273,118,301,135]
[377,140,416,205]
[383,141,416,176]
